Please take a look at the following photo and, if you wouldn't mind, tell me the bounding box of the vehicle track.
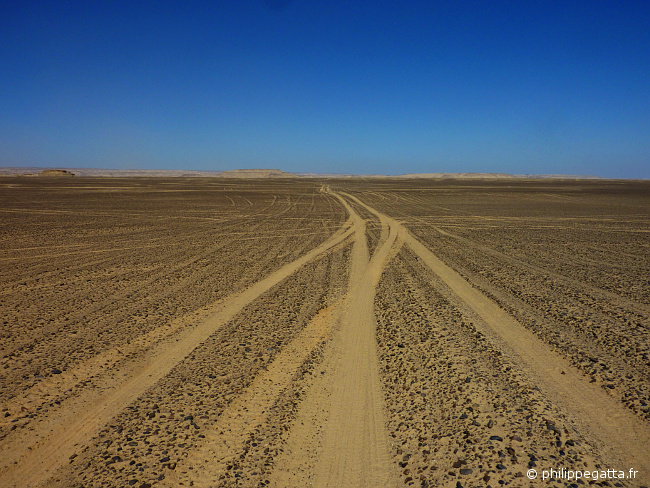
[162,304,339,487]
[194,189,401,488]
[361,200,650,477]
[0,217,354,488]
[310,192,400,488]
[2,181,647,487]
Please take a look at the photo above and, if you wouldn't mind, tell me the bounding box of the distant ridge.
[218,169,292,178]
[0,166,603,179]
[37,169,75,177]
[17,169,76,177]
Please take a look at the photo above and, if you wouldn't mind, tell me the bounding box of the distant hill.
[6,168,76,177]
[38,169,75,177]
[217,169,294,178]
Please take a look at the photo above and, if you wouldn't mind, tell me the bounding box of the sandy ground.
[0,177,648,487]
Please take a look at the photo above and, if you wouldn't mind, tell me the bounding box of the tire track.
[1,235,241,366]
[356,198,650,478]
[162,304,339,487]
[0,218,354,488]
[272,188,399,488]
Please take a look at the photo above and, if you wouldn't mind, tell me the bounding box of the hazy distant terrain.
[0,166,604,179]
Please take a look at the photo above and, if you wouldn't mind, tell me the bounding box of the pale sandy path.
[162,304,339,487]
[356,197,650,478]
[158,188,399,488]
[310,192,400,488]
[267,328,338,488]
[0,219,354,488]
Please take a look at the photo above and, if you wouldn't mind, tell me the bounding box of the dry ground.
[0,177,648,488]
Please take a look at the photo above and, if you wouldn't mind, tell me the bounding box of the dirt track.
[0,177,648,487]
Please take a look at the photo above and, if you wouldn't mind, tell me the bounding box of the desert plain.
[0,176,648,488]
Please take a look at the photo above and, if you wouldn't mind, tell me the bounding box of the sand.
[0,177,648,487]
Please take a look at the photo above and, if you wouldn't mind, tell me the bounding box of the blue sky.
[1,1,649,177]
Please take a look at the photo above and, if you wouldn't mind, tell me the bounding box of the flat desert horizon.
[0,176,648,488]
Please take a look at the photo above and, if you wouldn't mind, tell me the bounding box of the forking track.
[0,188,647,487]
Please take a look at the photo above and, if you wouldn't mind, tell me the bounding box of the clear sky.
[1,1,649,177]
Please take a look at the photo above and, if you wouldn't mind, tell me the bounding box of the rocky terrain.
[0,177,647,487]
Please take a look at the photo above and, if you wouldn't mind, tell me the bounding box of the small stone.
[489,435,503,441]
[460,468,473,475]
[497,463,506,470]
[546,420,560,434]
[52,368,62,374]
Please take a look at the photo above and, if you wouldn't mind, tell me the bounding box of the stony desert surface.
[0,177,648,488]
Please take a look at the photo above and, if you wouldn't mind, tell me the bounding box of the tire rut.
[358,200,650,477]
[0,218,353,488]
